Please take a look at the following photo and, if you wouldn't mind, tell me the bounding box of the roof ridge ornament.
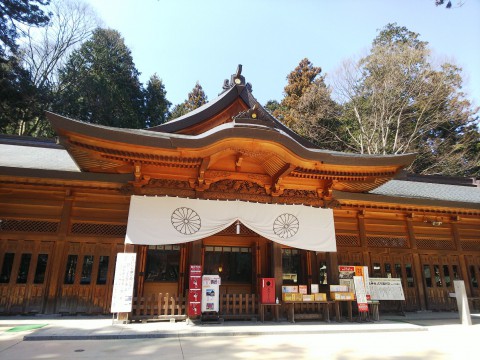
[221,64,247,93]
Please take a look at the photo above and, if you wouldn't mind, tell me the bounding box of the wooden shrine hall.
[0,66,479,318]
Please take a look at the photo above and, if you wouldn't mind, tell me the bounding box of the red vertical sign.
[188,265,202,317]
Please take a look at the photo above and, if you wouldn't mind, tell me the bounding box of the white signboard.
[363,266,371,299]
[354,276,368,303]
[201,275,221,313]
[111,253,137,313]
[354,276,368,312]
[369,278,405,300]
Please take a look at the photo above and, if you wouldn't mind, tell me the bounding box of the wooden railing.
[132,293,187,322]
[219,293,258,320]
[131,293,259,322]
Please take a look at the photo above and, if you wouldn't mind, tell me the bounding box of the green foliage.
[0,55,47,135]
[272,58,344,150]
[275,58,322,128]
[290,79,345,151]
[264,100,280,114]
[144,74,171,127]
[169,103,188,120]
[184,82,207,112]
[168,82,207,120]
[0,0,50,55]
[54,28,145,128]
[0,0,52,136]
[334,23,479,176]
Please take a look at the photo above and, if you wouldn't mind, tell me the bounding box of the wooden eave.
[333,190,480,216]
[47,111,415,195]
[0,166,133,192]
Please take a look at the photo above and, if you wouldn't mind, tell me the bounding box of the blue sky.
[86,0,480,108]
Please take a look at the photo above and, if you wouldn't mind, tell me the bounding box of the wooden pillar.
[452,218,471,296]
[451,218,463,251]
[190,239,202,267]
[44,191,73,314]
[406,215,426,310]
[255,240,261,295]
[136,245,147,297]
[306,251,313,288]
[272,242,283,300]
[358,211,370,269]
[357,211,368,248]
[326,252,339,285]
[310,251,319,284]
[412,254,426,310]
[178,244,187,296]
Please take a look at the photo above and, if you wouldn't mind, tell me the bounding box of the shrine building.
[0,66,479,316]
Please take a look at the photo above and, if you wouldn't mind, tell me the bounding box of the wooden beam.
[196,157,210,191]
[271,163,296,196]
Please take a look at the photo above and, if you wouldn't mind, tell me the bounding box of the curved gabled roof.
[46,111,415,168]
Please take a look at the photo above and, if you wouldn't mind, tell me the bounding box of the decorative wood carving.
[207,170,233,179]
[281,189,318,198]
[132,179,195,197]
[208,180,267,195]
[147,179,191,189]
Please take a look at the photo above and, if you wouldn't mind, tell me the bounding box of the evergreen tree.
[144,74,171,127]
[0,55,48,135]
[168,82,208,120]
[275,58,322,128]
[169,103,188,120]
[264,100,281,114]
[184,82,207,112]
[290,79,345,151]
[0,0,51,136]
[55,28,144,128]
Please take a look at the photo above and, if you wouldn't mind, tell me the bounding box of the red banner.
[188,265,202,317]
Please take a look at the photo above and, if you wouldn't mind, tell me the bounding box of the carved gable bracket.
[132,162,149,188]
[271,163,296,196]
[196,157,211,191]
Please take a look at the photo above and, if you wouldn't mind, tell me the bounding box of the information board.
[201,275,221,312]
[111,253,137,313]
[353,276,368,312]
[368,278,405,300]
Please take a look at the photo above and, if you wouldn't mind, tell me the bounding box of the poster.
[201,275,221,312]
[111,253,137,313]
[339,265,355,292]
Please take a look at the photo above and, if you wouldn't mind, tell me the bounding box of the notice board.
[111,253,137,313]
[368,278,405,300]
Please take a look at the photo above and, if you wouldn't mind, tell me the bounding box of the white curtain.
[125,196,336,252]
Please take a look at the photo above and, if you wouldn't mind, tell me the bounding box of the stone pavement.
[0,311,478,341]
